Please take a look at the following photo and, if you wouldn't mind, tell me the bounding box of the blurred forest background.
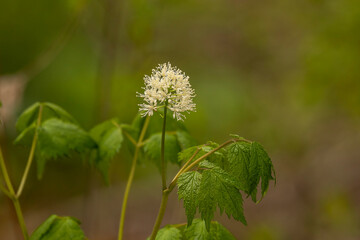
[0,0,360,239]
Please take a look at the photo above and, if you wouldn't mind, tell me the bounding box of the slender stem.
[118,116,150,240]
[0,148,15,195]
[12,198,28,240]
[0,183,12,199]
[149,190,170,240]
[16,104,43,198]
[123,131,137,146]
[118,147,139,240]
[0,147,29,239]
[161,103,168,190]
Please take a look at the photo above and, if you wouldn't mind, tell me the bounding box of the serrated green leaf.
[198,161,246,230]
[147,225,182,240]
[30,215,85,240]
[144,132,181,169]
[176,130,197,150]
[249,142,275,201]
[90,119,124,183]
[36,119,96,178]
[16,102,40,132]
[226,141,275,202]
[178,171,202,226]
[183,219,236,240]
[43,102,77,124]
[225,142,252,193]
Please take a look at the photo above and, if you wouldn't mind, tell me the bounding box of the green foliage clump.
[177,138,275,230]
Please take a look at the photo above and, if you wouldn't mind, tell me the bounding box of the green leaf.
[43,102,77,124]
[36,119,96,178]
[148,225,182,240]
[225,142,252,193]
[198,161,246,230]
[183,219,236,240]
[16,102,77,134]
[16,102,40,132]
[144,132,181,169]
[249,142,275,201]
[177,161,246,231]
[30,215,85,240]
[226,141,275,202]
[90,119,124,183]
[176,130,197,150]
[178,171,202,226]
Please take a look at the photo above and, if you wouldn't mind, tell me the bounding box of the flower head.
[137,63,196,121]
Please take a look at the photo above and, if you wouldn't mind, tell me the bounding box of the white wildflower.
[137,63,196,121]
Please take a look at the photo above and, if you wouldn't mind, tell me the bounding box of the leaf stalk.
[0,147,29,239]
[16,104,43,198]
[118,116,150,240]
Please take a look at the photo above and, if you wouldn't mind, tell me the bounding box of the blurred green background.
[0,0,360,239]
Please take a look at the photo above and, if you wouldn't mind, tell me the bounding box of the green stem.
[149,190,170,240]
[161,103,168,190]
[0,147,29,240]
[118,116,150,240]
[0,183,12,198]
[16,104,43,198]
[13,198,28,240]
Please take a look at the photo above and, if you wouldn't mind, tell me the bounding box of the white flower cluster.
[137,63,196,121]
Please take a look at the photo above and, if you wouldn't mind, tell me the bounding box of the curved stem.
[118,116,150,240]
[16,104,43,198]
[161,103,168,190]
[149,190,170,240]
[0,147,29,239]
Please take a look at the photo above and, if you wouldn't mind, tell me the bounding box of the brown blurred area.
[1,0,360,239]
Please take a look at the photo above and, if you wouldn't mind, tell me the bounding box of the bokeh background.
[1,0,360,239]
